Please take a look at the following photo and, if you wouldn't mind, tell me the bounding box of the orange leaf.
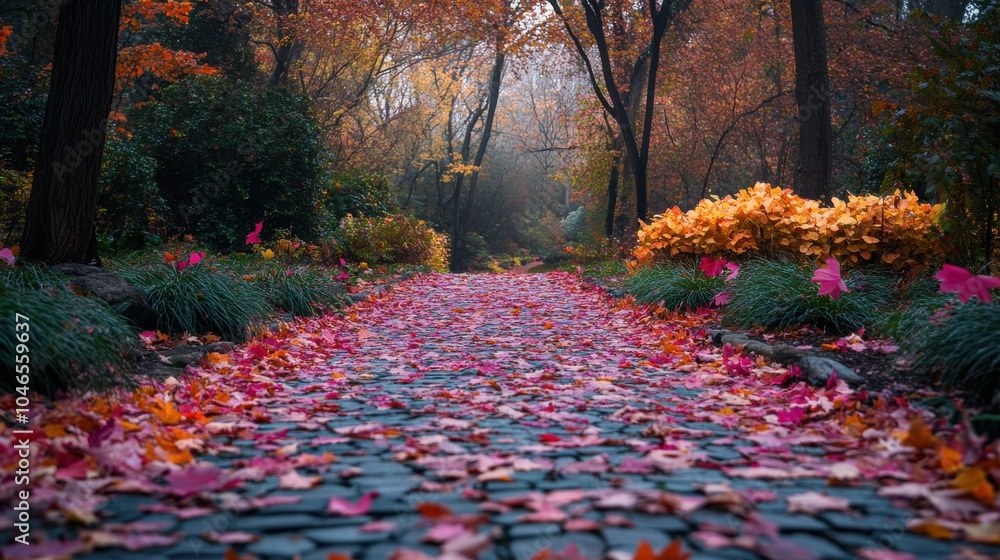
[903,417,938,449]
[910,520,955,540]
[656,540,693,560]
[151,398,182,425]
[940,446,963,474]
[633,540,657,560]
[416,502,453,519]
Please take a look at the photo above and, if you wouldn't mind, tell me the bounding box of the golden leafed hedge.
[634,183,945,269]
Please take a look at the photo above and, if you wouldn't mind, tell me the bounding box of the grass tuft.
[722,259,898,335]
[252,266,348,317]
[120,264,269,343]
[1,273,138,396]
[901,300,1000,404]
[623,261,727,311]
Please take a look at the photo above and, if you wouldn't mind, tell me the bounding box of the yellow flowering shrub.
[634,183,945,270]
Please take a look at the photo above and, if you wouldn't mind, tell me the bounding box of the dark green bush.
[323,170,394,228]
[1,268,138,396]
[97,134,165,252]
[623,261,728,310]
[119,263,269,342]
[249,266,348,317]
[901,300,1000,404]
[722,259,898,334]
[133,75,327,250]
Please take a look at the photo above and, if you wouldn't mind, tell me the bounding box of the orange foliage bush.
[634,183,945,270]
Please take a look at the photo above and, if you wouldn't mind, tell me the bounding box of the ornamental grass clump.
[901,300,1000,404]
[121,259,269,343]
[722,259,898,335]
[1,268,138,396]
[250,266,348,317]
[622,261,727,311]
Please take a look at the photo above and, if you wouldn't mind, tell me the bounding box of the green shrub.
[120,263,269,342]
[722,259,898,334]
[561,207,590,243]
[623,261,728,310]
[97,134,165,252]
[250,266,348,317]
[323,170,394,228]
[901,300,1000,404]
[133,75,327,250]
[337,213,449,271]
[1,269,138,396]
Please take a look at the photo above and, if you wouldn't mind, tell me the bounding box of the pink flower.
[699,256,727,277]
[811,256,849,300]
[246,221,263,245]
[0,248,14,266]
[934,264,1000,303]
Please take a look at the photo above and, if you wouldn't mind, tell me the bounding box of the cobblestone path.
[10,273,1000,560]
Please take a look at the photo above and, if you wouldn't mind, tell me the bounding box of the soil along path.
[5,273,1000,560]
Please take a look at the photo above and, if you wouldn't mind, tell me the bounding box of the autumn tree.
[20,0,122,265]
[547,0,692,228]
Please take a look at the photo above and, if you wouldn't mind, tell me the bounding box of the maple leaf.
[278,470,322,490]
[903,417,939,449]
[699,256,727,277]
[328,491,378,516]
[811,256,849,300]
[786,491,851,514]
[633,538,691,560]
[935,264,1000,303]
[164,464,225,496]
[417,502,453,519]
[246,221,263,245]
[0,247,14,266]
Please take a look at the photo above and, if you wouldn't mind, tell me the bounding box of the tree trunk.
[605,137,622,239]
[790,0,833,202]
[461,50,506,234]
[269,0,301,87]
[20,0,122,265]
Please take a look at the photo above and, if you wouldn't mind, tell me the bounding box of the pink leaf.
[164,464,225,496]
[205,532,259,544]
[187,252,205,266]
[725,262,740,280]
[786,491,852,514]
[0,247,14,266]
[564,518,602,532]
[775,407,805,425]
[278,470,321,490]
[935,263,1000,303]
[360,520,397,533]
[246,221,263,245]
[328,491,377,516]
[699,256,727,277]
[811,256,849,300]
[713,292,731,306]
[422,523,472,543]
